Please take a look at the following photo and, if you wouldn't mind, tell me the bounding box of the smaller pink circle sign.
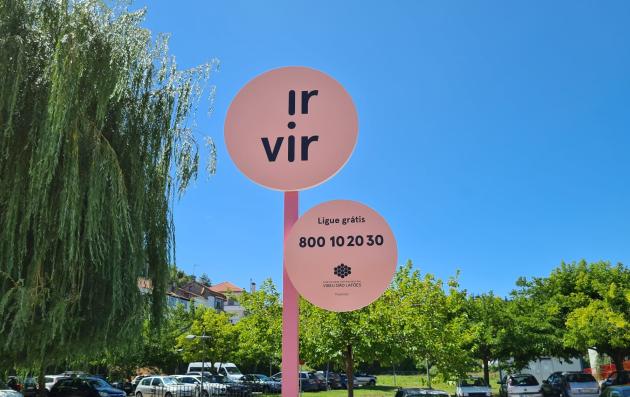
[285,200,397,312]
[225,67,358,191]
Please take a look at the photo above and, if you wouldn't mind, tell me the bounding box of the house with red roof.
[209,281,255,323]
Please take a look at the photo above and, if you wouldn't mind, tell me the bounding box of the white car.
[457,377,493,397]
[172,375,227,396]
[0,380,23,397]
[501,374,543,397]
[135,376,193,397]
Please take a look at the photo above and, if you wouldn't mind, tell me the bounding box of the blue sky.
[134,1,630,297]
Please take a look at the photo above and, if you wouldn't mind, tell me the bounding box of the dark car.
[602,372,630,392]
[395,388,451,397]
[239,374,280,394]
[542,372,599,397]
[309,372,328,391]
[316,371,343,390]
[22,378,39,397]
[109,382,133,396]
[7,377,23,392]
[339,374,359,389]
[600,385,630,397]
[270,372,319,392]
[207,375,251,397]
[50,377,126,397]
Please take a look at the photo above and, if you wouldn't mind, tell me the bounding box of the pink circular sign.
[225,67,358,191]
[285,200,397,312]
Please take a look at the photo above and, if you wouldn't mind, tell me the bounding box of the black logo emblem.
[334,264,352,279]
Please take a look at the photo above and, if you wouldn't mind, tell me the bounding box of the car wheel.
[165,392,172,397]
[136,392,142,397]
[202,391,209,397]
[368,380,375,387]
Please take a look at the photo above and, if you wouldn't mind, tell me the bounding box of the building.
[209,281,256,323]
[177,280,227,312]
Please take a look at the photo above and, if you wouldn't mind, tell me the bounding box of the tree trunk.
[38,366,46,397]
[483,357,490,387]
[345,344,354,397]
[611,350,626,372]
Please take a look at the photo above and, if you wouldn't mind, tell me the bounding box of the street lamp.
[186,334,211,397]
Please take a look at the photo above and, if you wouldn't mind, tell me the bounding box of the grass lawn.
[262,373,501,397]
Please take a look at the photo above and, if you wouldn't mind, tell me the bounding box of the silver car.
[134,377,192,397]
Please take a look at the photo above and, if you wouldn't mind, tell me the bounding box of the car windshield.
[510,375,539,386]
[224,367,241,375]
[208,376,225,384]
[460,378,487,387]
[256,375,272,381]
[162,378,181,385]
[87,379,111,388]
[565,374,596,383]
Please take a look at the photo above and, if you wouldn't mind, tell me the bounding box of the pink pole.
[282,191,299,397]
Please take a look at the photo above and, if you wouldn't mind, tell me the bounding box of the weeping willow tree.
[0,0,217,370]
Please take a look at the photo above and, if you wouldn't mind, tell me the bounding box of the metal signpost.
[226,66,394,396]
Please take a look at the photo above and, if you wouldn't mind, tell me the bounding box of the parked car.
[172,375,227,397]
[601,372,630,392]
[49,377,126,397]
[542,372,599,397]
[354,373,377,387]
[213,364,243,383]
[1,380,24,397]
[270,372,320,392]
[183,374,212,379]
[316,371,343,390]
[600,385,630,397]
[457,376,492,397]
[45,377,71,393]
[339,374,359,389]
[309,372,328,391]
[238,374,280,394]
[214,376,251,397]
[134,376,192,397]
[499,374,543,397]
[7,378,22,393]
[395,388,450,397]
[109,381,133,396]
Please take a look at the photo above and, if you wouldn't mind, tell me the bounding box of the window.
[58,380,74,387]
[565,374,596,383]
[151,378,162,386]
[141,379,152,386]
[509,375,539,386]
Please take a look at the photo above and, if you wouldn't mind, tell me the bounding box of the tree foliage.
[516,261,630,370]
[0,0,216,369]
[464,293,510,384]
[176,306,236,366]
[235,280,282,372]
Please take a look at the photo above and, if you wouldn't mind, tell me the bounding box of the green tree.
[300,302,375,397]
[177,306,236,370]
[169,265,196,288]
[0,0,216,372]
[386,262,471,383]
[235,279,282,373]
[515,261,630,370]
[464,293,510,385]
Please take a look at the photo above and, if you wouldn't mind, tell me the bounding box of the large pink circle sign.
[225,67,358,191]
[285,200,397,312]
